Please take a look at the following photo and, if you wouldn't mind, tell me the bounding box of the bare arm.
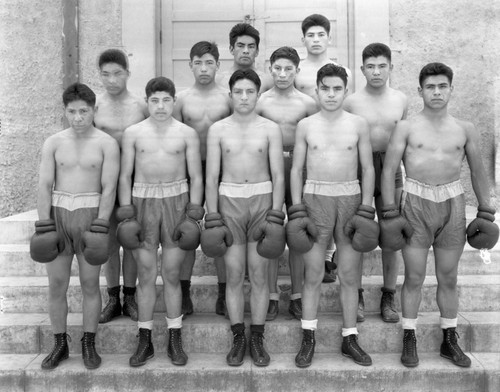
[357,118,375,205]
[37,138,56,220]
[98,137,120,220]
[290,121,308,205]
[118,127,136,206]
[464,122,491,206]
[268,123,285,210]
[381,121,409,206]
[205,124,222,213]
[185,126,203,205]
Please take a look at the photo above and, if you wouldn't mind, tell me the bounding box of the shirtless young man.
[173,41,231,317]
[217,23,273,93]
[205,69,284,367]
[119,77,203,367]
[343,43,408,323]
[94,49,148,324]
[290,64,376,368]
[256,46,317,321]
[33,83,120,370]
[294,14,353,282]
[381,62,497,368]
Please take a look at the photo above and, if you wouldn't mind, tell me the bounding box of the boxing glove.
[116,205,143,250]
[379,204,414,251]
[344,204,379,252]
[467,205,499,249]
[82,219,110,266]
[172,203,205,250]
[286,204,318,254]
[30,219,65,263]
[200,212,234,258]
[253,209,286,259]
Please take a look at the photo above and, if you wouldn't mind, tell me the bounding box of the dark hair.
[145,77,176,99]
[62,83,96,107]
[190,41,220,62]
[98,48,128,70]
[229,23,260,49]
[270,46,300,67]
[301,14,330,35]
[316,63,348,88]
[228,69,261,92]
[419,62,454,87]
[362,43,392,63]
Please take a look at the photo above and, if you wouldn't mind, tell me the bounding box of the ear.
[189,61,193,70]
[296,66,301,74]
[360,65,365,73]
[216,61,220,71]
[268,65,272,73]
[417,87,423,97]
[389,63,394,72]
[229,45,234,55]
[301,36,305,45]
[450,85,454,93]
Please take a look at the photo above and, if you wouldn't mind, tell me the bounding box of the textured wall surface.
[389,0,500,206]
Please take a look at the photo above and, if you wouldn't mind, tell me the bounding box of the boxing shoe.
[129,328,154,367]
[295,329,315,368]
[41,332,70,370]
[341,334,372,366]
[122,293,138,321]
[215,282,226,316]
[440,328,471,367]
[401,329,419,367]
[380,287,399,323]
[81,332,101,369]
[266,300,279,321]
[288,298,302,320]
[323,251,337,283]
[181,280,193,318]
[357,289,365,323]
[249,330,270,367]
[167,328,188,366]
[99,286,122,324]
[227,323,247,366]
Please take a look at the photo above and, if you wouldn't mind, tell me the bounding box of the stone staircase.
[0,209,499,391]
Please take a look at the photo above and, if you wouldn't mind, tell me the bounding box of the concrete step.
[0,210,38,244]
[1,243,499,278]
[1,311,499,355]
[0,352,498,392]
[1,274,499,314]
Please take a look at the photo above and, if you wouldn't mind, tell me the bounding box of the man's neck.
[422,105,449,120]
[149,116,174,130]
[320,107,344,121]
[194,80,217,91]
[105,89,129,101]
[306,51,329,63]
[232,110,258,123]
[364,83,388,96]
[232,63,256,72]
[272,85,296,97]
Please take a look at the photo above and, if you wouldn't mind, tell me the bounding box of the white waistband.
[404,177,463,202]
[303,179,360,197]
[219,181,272,198]
[52,191,101,210]
[133,179,189,199]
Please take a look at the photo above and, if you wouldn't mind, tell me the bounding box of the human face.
[302,26,330,55]
[147,91,175,121]
[190,53,219,85]
[229,79,259,114]
[65,100,95,132]
[230,35,258,67]
[99,62,129,95]
[418,75,453,110]
[361,56,392,88]
[316,76,346,111]
[269,58,298,90]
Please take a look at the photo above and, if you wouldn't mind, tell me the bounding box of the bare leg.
[45,255,73,333]
[289,250,305,295]
[302,242,327,321]
[434,247,462,318]
[161,247,186,319]
[179,250,195,280]
[133,248,159,322]
[247,242,269,325]
[336,244,362,328]
[225,244,246,324]
[401,246,429,319]
[77,254,102,332]
[122,249,138,287]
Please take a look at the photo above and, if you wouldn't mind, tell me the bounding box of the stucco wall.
[389,0,500,207]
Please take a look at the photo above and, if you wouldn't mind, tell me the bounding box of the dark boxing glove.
[200,212,234,258]
[82,219,110,266]
[172,203,205,250]
[379,204,414,251]
[116,205,143,250]
[30,219,65,263]
[344,204,379,252]
[466,205,499,249]
[285,204,318,254]
[253,209,286,259]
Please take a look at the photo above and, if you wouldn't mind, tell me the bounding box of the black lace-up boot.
[167,328,188,366]
[440,328,471,367]
[81,332,101,369]
[129,328,154,367]
[181,280,194,318]
[288,298,302,320]
[295,329,315,368]
[249,325,270,367]
[122,286,138,321]
[341,334,372,366]
[99,286,122,324]
[380,287,399,323]
[401,329,419,367]
[226,323,247,366]
[41,332,70,370]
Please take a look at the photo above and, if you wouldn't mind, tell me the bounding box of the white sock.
[166,315,183,329]
[402,317,418,330]
[342,327,358,337]
[301,319,318,331]
[269,293,279,301]
[325,248,335,260]
[138,320,154,330]
[440,317,457,329]
[290,293,302,301]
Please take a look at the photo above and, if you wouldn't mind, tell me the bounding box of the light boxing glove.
[30,219,65,263]
[466,205,499,250]
[200,212,234,258]
[344,204,379,252]
[379,204,414,251]
[82,219,110,266]
[116,205,143,250]
[253,209,286,259]
[285,204,318,254]
[172,203,205,250]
